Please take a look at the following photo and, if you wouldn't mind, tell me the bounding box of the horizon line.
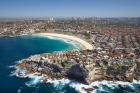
[0,16,140,19]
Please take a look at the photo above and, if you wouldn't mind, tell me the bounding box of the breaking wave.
[10,65,140,93]
[70,80,140,93]
[25,74,42,87]
[47,79,71,90]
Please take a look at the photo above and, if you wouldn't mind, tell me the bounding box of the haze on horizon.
[0,0,140,18]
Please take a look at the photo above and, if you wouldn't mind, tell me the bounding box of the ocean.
[0,35,140,93]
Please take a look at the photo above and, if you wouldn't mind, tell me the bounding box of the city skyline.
[0,0,140,18]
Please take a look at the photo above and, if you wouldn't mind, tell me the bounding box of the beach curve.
[36,33,93,50]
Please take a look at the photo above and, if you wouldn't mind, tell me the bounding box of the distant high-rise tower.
[48,17,55,23]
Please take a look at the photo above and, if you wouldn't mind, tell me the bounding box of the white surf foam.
[12,66,140,93]
[25,74,42,87]
[11,62,140,93]
[69,80,140,93]
[8,65,15,68]
[70,82,96,93]
[9,65,27,78]
[47,79,70,90]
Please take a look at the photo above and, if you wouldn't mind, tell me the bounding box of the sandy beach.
[36,33,93,50]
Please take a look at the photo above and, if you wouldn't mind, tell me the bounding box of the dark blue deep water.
[0,35,140,93]
[0,35,78,93]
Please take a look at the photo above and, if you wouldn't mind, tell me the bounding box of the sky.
[0,0,140,18]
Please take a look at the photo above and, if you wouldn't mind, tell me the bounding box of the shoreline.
[12,66,140,93]
[35,33,93,50]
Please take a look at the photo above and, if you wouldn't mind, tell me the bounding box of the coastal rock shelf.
[16,49,140,84]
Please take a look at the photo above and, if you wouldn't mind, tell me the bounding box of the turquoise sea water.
[0,35,140,93]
